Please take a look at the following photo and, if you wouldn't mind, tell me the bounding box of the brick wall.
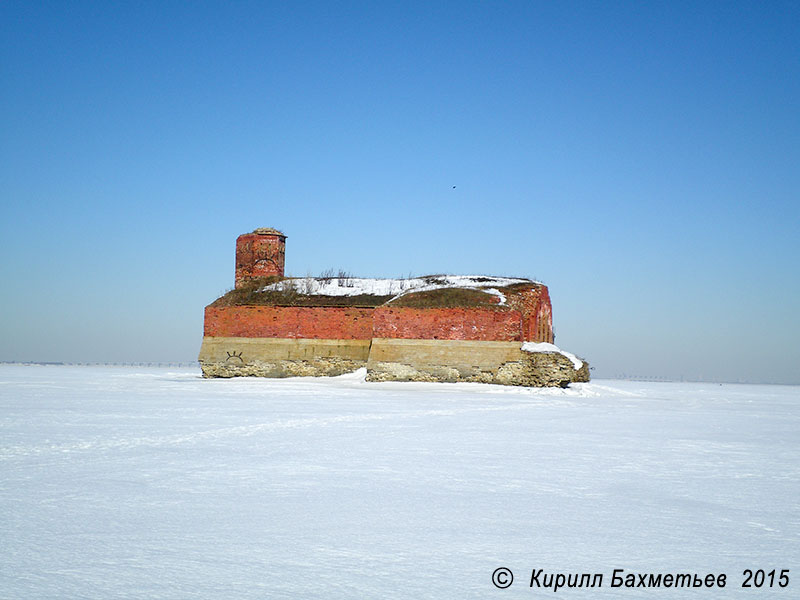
[372,306,523,341]
[505,285,554,343]
[204,306,374,339]
[205,284,554,343]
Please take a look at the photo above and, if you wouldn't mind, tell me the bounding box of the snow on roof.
[521,342,583,370]
[261,275,537,304]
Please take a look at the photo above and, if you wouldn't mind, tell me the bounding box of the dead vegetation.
[210,275,538,309]
[210,277,286,307]
[387,287,504,309]
[210,277,393,308]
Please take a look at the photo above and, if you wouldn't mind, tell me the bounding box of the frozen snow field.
[1,365,798,599]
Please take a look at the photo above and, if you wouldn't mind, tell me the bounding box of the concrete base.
[199,336,589,387]
[366,338,588,387]
[198,337,370,378]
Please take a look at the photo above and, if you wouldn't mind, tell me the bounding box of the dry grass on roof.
[210,277,532,309]
[210,278,393,308]
[251,227,285,236]
[387,287,507,309]
[503,281,544,292]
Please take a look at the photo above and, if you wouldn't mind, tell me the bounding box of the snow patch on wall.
[481,288,507,305]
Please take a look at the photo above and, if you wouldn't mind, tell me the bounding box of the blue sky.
[1,1,798,383]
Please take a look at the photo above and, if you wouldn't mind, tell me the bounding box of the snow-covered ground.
[1,366,797,599]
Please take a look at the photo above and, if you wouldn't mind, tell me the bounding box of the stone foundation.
[498,352,590,387]
[198,337,370,378]
[201,357,366,378]
[199,336,588,387]
[366,338,588,387]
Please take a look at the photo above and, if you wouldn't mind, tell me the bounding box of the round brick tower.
[235,228,286,288]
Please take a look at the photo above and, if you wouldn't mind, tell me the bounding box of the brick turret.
[235,228,286,288]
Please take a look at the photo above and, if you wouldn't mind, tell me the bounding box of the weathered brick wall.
[506,285,554,343]
[372,306,523,341]
[235,233,286,287]
[204,306,374,339]
[205,285,553,343]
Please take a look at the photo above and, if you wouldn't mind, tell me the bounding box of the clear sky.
[1,1,798,383]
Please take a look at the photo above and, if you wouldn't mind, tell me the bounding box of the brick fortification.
[235,228,286,288]
[199,229,588,387]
